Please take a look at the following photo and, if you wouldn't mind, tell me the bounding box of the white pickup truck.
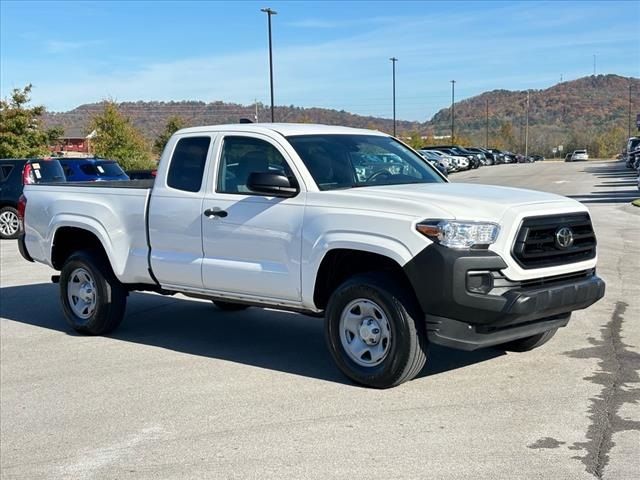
[19,124,605,388]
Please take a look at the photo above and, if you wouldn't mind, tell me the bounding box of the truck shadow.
[0,283,504,386]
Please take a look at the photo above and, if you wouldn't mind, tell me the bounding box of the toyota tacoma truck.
[18,124,605,388]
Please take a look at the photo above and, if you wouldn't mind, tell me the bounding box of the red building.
[51,128,97,156]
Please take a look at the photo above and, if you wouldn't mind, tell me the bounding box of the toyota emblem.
[555,226,574,249]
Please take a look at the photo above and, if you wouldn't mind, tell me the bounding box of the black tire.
[212,300,249,311]
[499,328,558,352]
[325,273,428,389]
[0,206,20,240]
[59,250,127,335]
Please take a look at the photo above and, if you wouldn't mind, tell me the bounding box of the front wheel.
[60,250,127,335]
[499,328,558,352]
[325,273,428,388]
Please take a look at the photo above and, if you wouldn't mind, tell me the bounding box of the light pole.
[485,98,489,148]
[629,80,633,139]
[593,54,596,76]
[525,90,530,157]
[450,80,456,142]
[390,57,398,137]
[261,7,277,122]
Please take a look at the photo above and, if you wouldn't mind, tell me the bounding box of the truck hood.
[317,182,584,221]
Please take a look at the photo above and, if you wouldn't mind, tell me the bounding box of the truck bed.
[23,182,154,285]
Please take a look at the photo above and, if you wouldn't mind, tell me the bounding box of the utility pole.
[261,7,277,122]
[560,74,563,83]
[254,99,259,122]
[450,80,456,142]
[390,57,398,136]
[485,98,489,148]
[525,91,530,157]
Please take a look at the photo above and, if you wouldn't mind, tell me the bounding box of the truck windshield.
[287,134,444,191]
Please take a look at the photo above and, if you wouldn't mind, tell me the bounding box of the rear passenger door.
[148,134,214,290]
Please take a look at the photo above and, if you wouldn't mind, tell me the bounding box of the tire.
[0,206,20,240]
[325,273,428,388]
[499,328,558,352]
[59,250,127,335]
[212,300,249,311]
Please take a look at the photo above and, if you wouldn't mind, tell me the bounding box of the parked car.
[530,155,545,162]
[570,150,589,161]
[59,158,129,182]
[487,149,507,164]
[427,150,461,172]
[625,137,640,168]
[432,145,481,169]
[502,151,517,163]
[417,151,448,176]
[463,147,492,166]
[424,148,469,170]
[19,123,605,388]
[0,158,66,239]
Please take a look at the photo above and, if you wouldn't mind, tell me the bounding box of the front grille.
[512,213,596,269]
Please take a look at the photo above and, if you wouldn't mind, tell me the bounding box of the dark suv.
[0,158,66,239]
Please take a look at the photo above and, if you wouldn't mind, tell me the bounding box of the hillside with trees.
[40,74,638,158]
[429,74,639,155]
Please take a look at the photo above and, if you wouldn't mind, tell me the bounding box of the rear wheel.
[499,328,558,352]
[60,250,127,335]
[325,273,428,388]
[0,206,20,240]
[212,301,249,311]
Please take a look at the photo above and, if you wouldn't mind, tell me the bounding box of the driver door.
[201,133,305,302]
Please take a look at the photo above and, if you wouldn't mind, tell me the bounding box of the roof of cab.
[174,123,388,137]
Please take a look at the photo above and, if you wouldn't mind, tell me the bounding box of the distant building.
[51,128,97,156]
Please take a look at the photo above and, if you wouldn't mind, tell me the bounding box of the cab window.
[167,137,211,192]
[217,136,295,194]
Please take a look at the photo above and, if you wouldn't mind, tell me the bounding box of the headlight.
[416,220,500,249]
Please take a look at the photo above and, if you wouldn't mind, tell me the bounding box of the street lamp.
[390,57,398,137]
[261,7,277,122]
[450,80,456,142]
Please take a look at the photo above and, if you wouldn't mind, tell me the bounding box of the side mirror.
[247,172,298,197]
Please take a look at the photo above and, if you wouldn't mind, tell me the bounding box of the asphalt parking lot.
[1,160,638,480]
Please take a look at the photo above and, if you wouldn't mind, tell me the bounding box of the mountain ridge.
[43,74,638,150]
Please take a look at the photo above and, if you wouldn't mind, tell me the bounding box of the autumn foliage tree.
[0,84,62,158]
[90,101,153,170]
[153,116,187,155]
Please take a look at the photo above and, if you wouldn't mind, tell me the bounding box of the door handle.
[204,208,228,218]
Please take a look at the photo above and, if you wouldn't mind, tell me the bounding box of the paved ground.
[1,160,638,479]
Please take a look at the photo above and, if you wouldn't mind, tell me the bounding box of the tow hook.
[51,275,60,284]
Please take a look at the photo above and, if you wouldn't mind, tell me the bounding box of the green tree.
[0,84,62,158]
[594,126,626,158]
[153,116,186,155]
[90,101,153,170]
[406,131,423,149]
[493,122,516,150]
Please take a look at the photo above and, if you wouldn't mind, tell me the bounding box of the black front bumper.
[404,245,605,350]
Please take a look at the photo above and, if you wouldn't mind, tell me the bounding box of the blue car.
[59,158,129,182]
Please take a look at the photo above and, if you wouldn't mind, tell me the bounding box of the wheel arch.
[51,224,115,272]
[311,247,419,312]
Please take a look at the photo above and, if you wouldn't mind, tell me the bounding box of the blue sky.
[1,0,639,121]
